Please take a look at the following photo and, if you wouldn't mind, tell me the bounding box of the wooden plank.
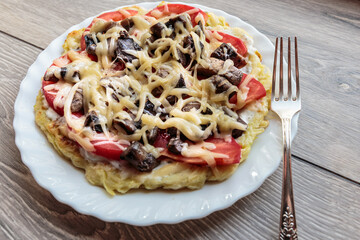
[0,32,359,240]
[1,0,359,181]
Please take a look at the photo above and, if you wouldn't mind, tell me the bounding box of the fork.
[271,37,301,240]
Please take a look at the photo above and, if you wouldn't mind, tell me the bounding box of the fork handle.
[279,117,298,240]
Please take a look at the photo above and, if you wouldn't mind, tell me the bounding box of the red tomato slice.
[146,3,208,26]
[205,137,241,165]
[91,140,127,160]
[52,54,71,67]
[42,54,72,115]
[80,36,86,51]
[42,53,87,116]
[212,31,248,57]
[42,80,64,115]
[161,137,241,166]
[42,80,84,117]
[229,74,266,104]
[87,9,138,29]
[243,77,267,103]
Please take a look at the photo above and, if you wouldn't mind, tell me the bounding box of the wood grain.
[0,1,360,239]
[0,0,359,182]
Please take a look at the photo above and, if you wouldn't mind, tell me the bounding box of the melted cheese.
[45,7,265,164]
[46,81,73,109]
[181,141,229,167]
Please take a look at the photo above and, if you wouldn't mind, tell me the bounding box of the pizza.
[34,3,271,194]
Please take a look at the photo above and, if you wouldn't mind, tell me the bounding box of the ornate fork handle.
[279,117,297,240]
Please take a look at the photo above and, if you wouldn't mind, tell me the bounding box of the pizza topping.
[44,68,60,82]
[151,86,163,97]
[211,43,247,68]
[42,4,267,172]
[70,88,84,112]
[87,9,138,29]
[84,34,97,55]
[120,18,135,31]
[167,137,185,155]
[84,111,103,133]
[197,58,244,86]
[210,31,248,57]
[143,99,156,116]
[163,137,241,167]
[207,75,233,94]
[165,95,177,105]
[44,66,80,83]
[145,3,208,26]
[149,22,166,40]
[181,101,200,112]
[165,15,190,35]
[231,129,244,139]
[120,141,160,172]
[146,127,160,145]
[113,117,140,135]
[229,73,267,106]
[115,34,142,63]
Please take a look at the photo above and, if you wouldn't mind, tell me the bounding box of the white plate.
[14,2,298,225]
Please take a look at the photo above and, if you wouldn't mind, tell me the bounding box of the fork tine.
[279,37,284,99]
[272,38,279,100]
[287,37,291,101]
[295,37,300,100]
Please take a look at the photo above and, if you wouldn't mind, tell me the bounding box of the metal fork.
[271,37,301,240]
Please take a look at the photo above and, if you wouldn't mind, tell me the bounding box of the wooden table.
[1,0,359,239]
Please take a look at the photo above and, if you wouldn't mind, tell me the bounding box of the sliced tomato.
[229,73,266,104]
[42,54,72,115]
[242,77,267,103]
[211,31,248,57]
[42,80,84,117]
[229,74,266,104]
[87,9,138,29]
[42,53,88,116]
[42,80,63,115]
[91,140,128,160]
[205,137,241,165]
[160,137,241,166]
[146,3,208,26]
[80,36,86,51]
[52,54,71,67]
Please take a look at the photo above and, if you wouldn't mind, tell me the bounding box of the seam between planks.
[0,30,44,51]
[292,154,360,186]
